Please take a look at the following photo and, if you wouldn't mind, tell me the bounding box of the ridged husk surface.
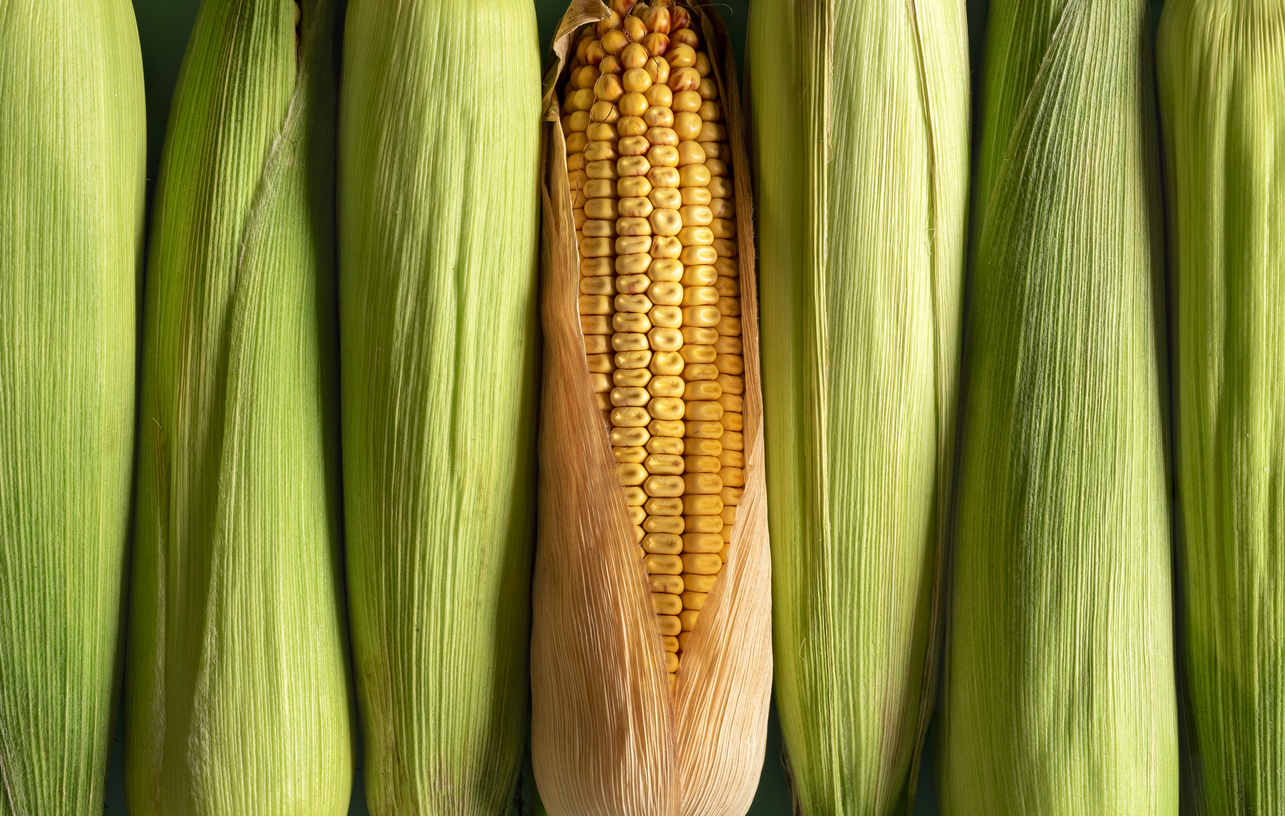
[748,0,969,812]
[338,0,542,813]
[0,1,145,812]
[937,0,1178,813]
[1159,0,1285,810]
[531,3,772,815]
[125,1,353,813]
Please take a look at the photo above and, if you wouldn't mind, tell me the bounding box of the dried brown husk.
[530,3,772,815]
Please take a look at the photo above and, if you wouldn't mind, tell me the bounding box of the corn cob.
[0,2,145,812]
[533,2,771,814]
[559,0,745,685]
[338,0,541,813]
[1158,1,1285,810]
[937,0,1178,813]
[749,0,969,811]
[124,2,353,814]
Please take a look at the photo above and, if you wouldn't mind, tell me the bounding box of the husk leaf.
[125,1,353,813]
[531,3,773,815]
[1158,0,1285,810]
[937,0,1178,813]
[0,1,146,812]
[337,0,542,813]
[748,0,969,812]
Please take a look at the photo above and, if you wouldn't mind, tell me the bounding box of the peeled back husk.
[531,3,773,814]
[1158,0,1285,810]
[338,0,542,812]
[748,0,969,811]
[0,1,146,812]
[937,0,1178,813]
[125,1,353,813]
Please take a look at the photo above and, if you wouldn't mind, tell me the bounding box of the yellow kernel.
[614,445,646,464]
[617,156,651,177]
[618,115,648,137]
[644,535,682,556]
[648,145,680,167]
[711,218,736,240]
[615,293,652,314]
[722,412,743,433]
[615,349,652,369]
[648,327,683,352]
[683,532,723,553]
[629,505,646,525]
[611,426,650,447]
[686,419,723,439]
[612,406,649,427]
[619,92,648,117]
[579,294,612,315]
[648,375,684,397]
[719,393,744,413]
[647,555,682,575]
[678,226,714,246]
[682,286,719,307]
[614,312,651,334]
[685,515,722,534]
[648,258,683,281]
[616,235,652,255]
[647,127,679,147]
[682,591,707,611]
[612,386,649,407]
[649,305,682,328]
[657,615,681,635]
[647,434,684,455]
[720,485,744,506]
[673,90,702,112]
[601,29,629,55]
[616,253,651,275]
[622,42,649,70]
[674,111,702,140]
[684,381,721,401]
[652,575,684,595]
[624,486,647,506]
[716,354,744,375]
[683,472,723,495]
[699,100,722,121]
[680,245,718,266]
[623,67,652,93]
[699,140,722,159]
[684,455,720,473]
[652,592,682,616]
[684,573,717,593]
[677,631,690,650]
[590,100,619,123]
[648,397,684,421]
[586,353,613,373]
[617,462,647,485]
[682,363,718,382]
[720,430,744,452]
[646,497,683,516]
[645,453,684,475]
[681,553,721,575]
[590,373,611,393]
[645,82,672,107]
[585,198,619,220]
[682,305,721,327]
[648,281,683,305]
[680,345,716,364]
[644,106,674,128]
[619,136,650,158]
[584,179,614,199]
[644,515,685,535]
[718,316,742,337]
[664,652,680,673]
[717,373,744,394]
[721,467,745,488]
[582,218,616,238]
[650,209,682,236]
[698,78,717,100]
[580,315,611,335]
[650,350,685,376]
[684,437,721,456]
[679,609,700,631]
[679,164,711,188]
[616,273,650,294]
[648,419,685,438]
[619,196,653,218]
[645,474,685,497]
[662,635,681,653]
[682,186,712,206]
[648,166,680,188]
[681,205,713,227]
[714,276,739,298]
[713,238,737,257]
[677,141,706,167]
[580,236,612,258]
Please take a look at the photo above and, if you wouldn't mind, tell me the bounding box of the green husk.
[0,2,145,812]
[1158,1,1285,810]
[748,0,970,811]
[937,0,1178,813]
[125,1,353,813]
[337,0,541,812]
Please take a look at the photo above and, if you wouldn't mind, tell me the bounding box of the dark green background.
[107,0,976,812]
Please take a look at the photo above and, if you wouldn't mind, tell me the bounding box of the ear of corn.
[748,0,969,811]
[937,0,1178,813]
[532,2,772,813]
[338,0,542,812]
[1158,1,1285,809]
[124,1,353,813]
[0,2,145,811]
